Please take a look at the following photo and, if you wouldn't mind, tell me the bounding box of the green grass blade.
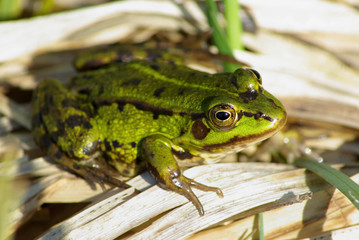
[259,212,264,240]
[205,0,232,56]
[224,0,243,51]
[35,0,55,16]
[0,152,22,240]
[0,0,22,21]
[205,0,239,72]
[294,157,359,210]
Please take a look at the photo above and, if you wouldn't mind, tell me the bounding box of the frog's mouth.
[202,114,287,153]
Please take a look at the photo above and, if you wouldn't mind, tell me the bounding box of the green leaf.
[0,0,22,21]
[294,157,359,210]
[205,0,241,72]
[224,0,243,51]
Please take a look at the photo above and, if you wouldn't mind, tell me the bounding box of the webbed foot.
[142,134,223,215]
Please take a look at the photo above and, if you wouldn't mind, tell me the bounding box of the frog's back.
[70,60,238,114]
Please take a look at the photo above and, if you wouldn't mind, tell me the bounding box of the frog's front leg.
[141,134,223,215]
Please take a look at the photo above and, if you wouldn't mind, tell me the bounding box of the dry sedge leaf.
[31,163,359,240]
[189,177,359,240]
[0,0,207,62]
[0,94,31,130]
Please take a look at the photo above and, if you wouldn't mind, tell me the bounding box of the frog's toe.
[75,164,131,190]
[157,169,223,216]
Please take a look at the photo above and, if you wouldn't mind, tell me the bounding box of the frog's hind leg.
[31,79,129,189]
[38,132,129,190]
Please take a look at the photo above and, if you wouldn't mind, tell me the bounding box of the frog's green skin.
[32,47,287,215]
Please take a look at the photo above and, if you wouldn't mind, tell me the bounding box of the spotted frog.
[31,46,287,215]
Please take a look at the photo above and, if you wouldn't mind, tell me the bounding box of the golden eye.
[209,104,238,130]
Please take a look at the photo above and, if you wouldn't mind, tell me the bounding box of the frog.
[31,45,287,215]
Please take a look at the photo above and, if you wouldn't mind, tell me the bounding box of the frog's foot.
[142,134,223,215]
[156,168,223,216]
[44,141,130,190]
[76,164,131,191]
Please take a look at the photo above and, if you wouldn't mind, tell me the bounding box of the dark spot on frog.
[54,151,63,159]
[231,76,239,89]
[82,120,92,129]
[178,88,185,96]
[135,157,142,165]
[40,135,52,149]
[239,88,258,103]
[48,95,54,105]
[131,142,137,148]
[40,105,49,115]
[31,113,43,128]
[103,153,114,164]
[104,140,112,151]
[150,153,155,159]
[189,72,196,77]
[179,130,185,136]
[121,78,141,86]
[56,120,66,133]
[78,87,91,95]
[51,131,60,142]
[190,112,205,120]
[242,111,273,122]
[65,115,84,127]
[191,119,210,140]
[117,103,125,112]
[150,64,160,71]
[61,99,79,109]
[112,140,122,149]
[172,149,193,160]
[152,113,159,120]
[98,84,105,95]
[81,74,94,80]
[96,99,174,116]
[153,87,165,98]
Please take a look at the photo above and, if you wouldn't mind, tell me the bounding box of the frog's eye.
[248,69,262,84]
[209,104,238,130]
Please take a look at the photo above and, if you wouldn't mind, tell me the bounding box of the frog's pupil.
[216,111,230,121]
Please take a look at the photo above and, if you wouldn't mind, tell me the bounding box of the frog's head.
[180,68,287,157]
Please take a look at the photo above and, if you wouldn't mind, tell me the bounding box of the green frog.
[31,46,287,215]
